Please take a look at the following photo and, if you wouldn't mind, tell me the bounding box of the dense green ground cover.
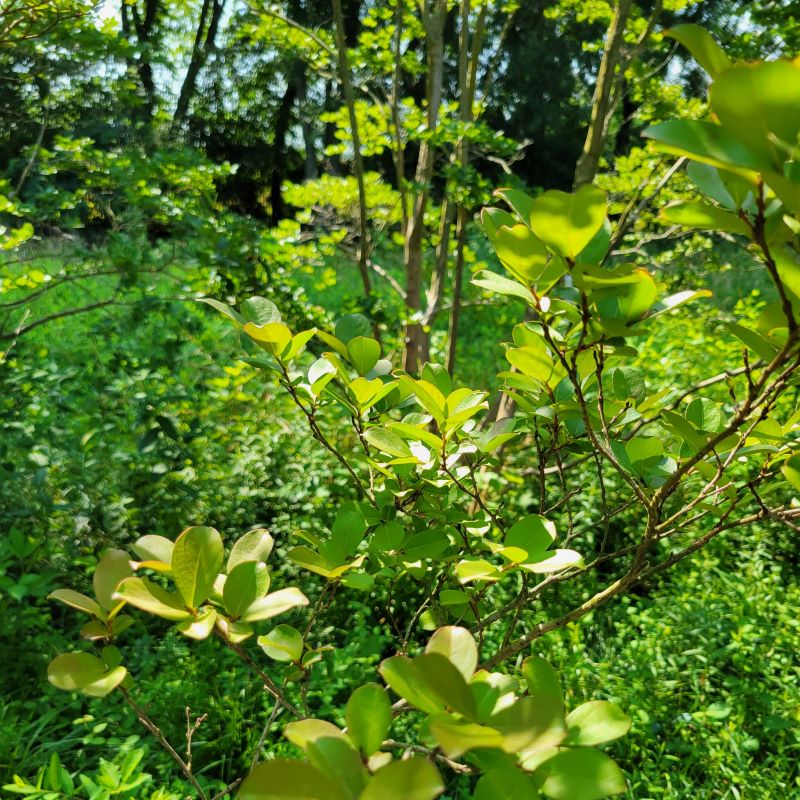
[1,240,798,798]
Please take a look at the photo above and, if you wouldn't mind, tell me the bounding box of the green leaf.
[781,454,800,491]
[364,427,413,459]
[455,558,501,584]
[198,297,245,325]
[340,572,375,591]
[536,748,627,800]
[504,515,556,563]
[215,617,253,643]
[81,621,111,640]
[402,529,450,560]
[664,25,731,79]
[228,529,275,572]
[307,737,366,797]
[505,346,555,385]
[773,246,800,304]
[379,656,445,715]
[529,186,607,260]
[257,624,303,662]
[244,322,293,357]
[523,656,563,700]
[360,757,444,800]
[685,397,724,433]
[48,653,126,697]
[564,701,631,746]
[428,717,504,758]
[346,683,391,756]
[414,653,477,719]
[93,550,133,611]
[625,437,663,466]
[347,337,381,375]
[575,220,611,265]
[474,767,541,800]
[171,526,224,608]
[240,297,282,326]
[495,224,549,284]
[602,367,646,402]
[223,561,270,618]
[335,314,372,343]
[285,329,318,361]
[425,626,477,681]
[593,269,658,325]
[494,187,536,223]
[482,207,518,243]
[176,606,217,640]
[472,270,536,306]
[660,200,750,235]
[520,549,583,574]
[284,719,347,750]
[727,322,777,361]
[661,410,705,451]
[241,587,309,622]
[131,535,174,569]
[113,577,191,621]
[332,503,368,555]
[710,60,800,170]
[493,694,567,752]
[316,329,350,359]
[648,289,712,318]
[686,163,738,209]
[48,589,103,618]
[386,421,442,450]
[643,120,766,172]
[396,376,447,425]
[239,759,349,800]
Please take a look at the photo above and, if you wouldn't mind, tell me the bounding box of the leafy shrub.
[31,27,800,800]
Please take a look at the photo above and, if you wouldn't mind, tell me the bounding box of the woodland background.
[1,0,799,797]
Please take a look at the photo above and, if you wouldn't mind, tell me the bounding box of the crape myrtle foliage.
[45,526,631,800]
[45,28,800,800]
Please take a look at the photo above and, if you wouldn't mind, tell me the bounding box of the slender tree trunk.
[332,0,372,302]
[390,0,408,233]
[171,0,225,135]
[573,0,632,188]
[126,0,159,127]
[295,66,318,179]
[444,0,483,374]
[402,0,447,374]
[446,206,468,372]
[270,75,298,224]
[419,198,454,365]
[323,80,341,173]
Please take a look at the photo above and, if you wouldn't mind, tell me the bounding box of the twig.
[118,686,209,800]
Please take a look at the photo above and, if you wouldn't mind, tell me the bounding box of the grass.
[2,240,799,797]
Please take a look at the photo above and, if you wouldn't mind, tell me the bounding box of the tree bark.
[573,0,633,189]
[402,0,447,374]
[445,0,483,374]
[125,0,160,126]
[171,0,225,135]
[270,74,298,224]
[295,65,318,179]
[332,0,372,302]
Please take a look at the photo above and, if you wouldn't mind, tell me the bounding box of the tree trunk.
[402,0,447,374]
[332,0,372,303]
[125,0,160,128]
[444,0,483,374]
[295,65,318,179]
[446,206,468,373]
[171,0,225,135]
[270,74,298,224]
[573,0,633,189]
